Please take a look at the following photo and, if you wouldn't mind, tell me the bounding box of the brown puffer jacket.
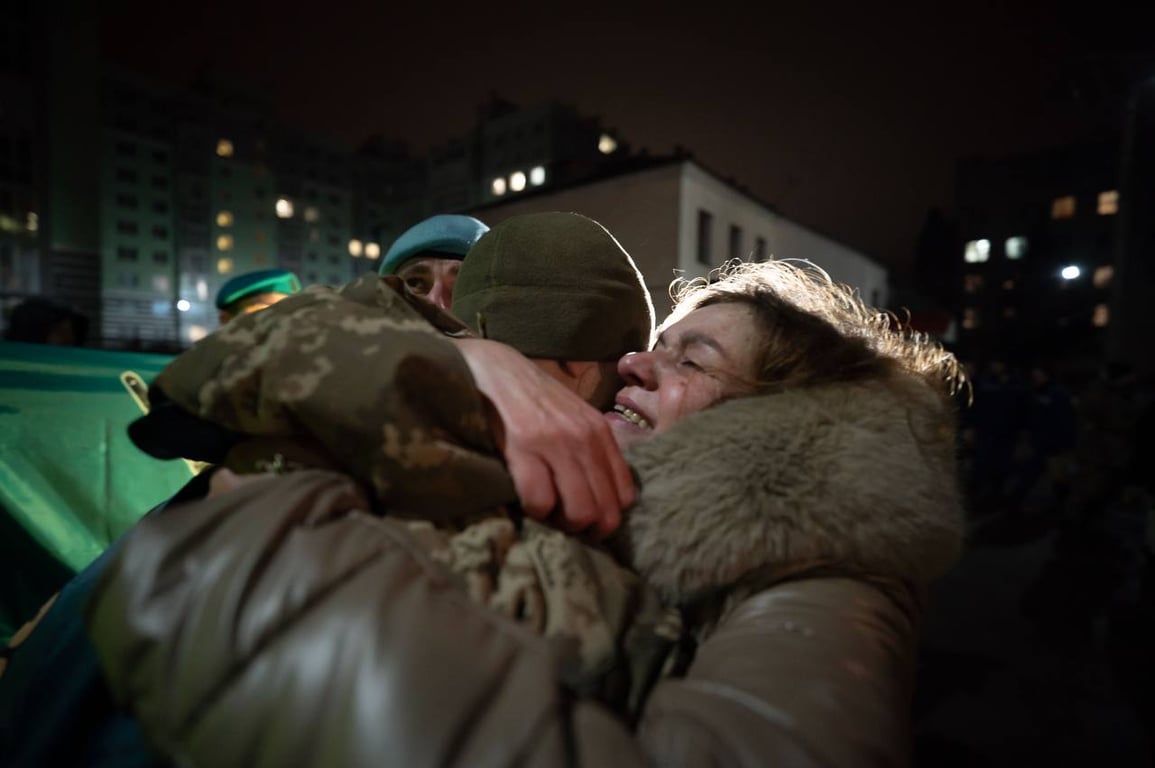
[86,276,964,767]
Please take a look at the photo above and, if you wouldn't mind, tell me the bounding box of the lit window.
[216,210,234,227]
[963,239,990,263]
[309,229,320,243]
[304,206,320,223]
[963,274,983,293]
[275,198,294,218]
[510,171,527,192]
[216,234,234,251]
[1003,279,1015,290]
[491,177,507,196]
[1051,195,1076,219]
[1098,190,1119,215]
[529,166,546,186]
[1092,304,1109,327]
[217,257,234,274]
[1005,236,1027,259]
[348,239,363,257]
[365,242,381,259]
[26,212,38,232]
[187,324,209,343]
[1093,265,1114,288]
[153,275,170,293]
[962,308,979,329]
[195,279,208,301]
[1060,265,1081,280]
[598,134,618,154]
[176,299,191,312]
[216,139,234,158]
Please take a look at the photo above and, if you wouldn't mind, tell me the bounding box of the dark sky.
[99,0,1139,275]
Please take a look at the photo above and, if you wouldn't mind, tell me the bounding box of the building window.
[962,307,979,330]
[216,210,234,227]
[1051,195,1076,219]
[598,134,618,155]
[152,201,169,214]
[1098,190,1119,216]
[117,271,140,288]
[217,257,234,274]
[152,225,168,239]
[1005,236,1027,260]
[152,251,167,264]
[529,166,546,186]
[216,139,234,158]
[348,239,363,257]
[728,225,743,260]
[275,198,294,218]
[963,239,990,263]
[1003,279,1015,290]
[114,141,136,157]
[152,176,168,190]
[216,234,234,251]
[754,236,767,261]
[328,254,340,265]
[1092,304,1110,327]
[152,275,170,293]
[116,247,138,262]
[254,231,266,244]
[152,149,168,164]
[963,274,983,293]
[115,168,138,183]
[1093,265,1114,288]
[1004,307,1017,319]
[116,220,139,235]
[510,171,527,192]
[491,177,507,196]
[254,251,268,266]
[697,210,714,266]
[116,194,139,209]
[303,206,320,223]
[365,242,381,259]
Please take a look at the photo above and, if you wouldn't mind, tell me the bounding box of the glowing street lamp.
[1060,265,1081,280]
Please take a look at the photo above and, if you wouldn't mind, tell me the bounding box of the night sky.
[99,1,1141,275]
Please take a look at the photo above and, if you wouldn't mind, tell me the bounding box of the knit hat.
[379,214,489,275]
[215,269,301,310]
[452,212,654,361]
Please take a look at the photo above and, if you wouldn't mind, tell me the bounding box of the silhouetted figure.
[3,298,88,347]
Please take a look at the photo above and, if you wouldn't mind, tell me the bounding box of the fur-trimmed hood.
[617,376,964,605]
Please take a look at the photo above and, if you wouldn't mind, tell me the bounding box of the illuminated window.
[26,212,38,232]
[1093,265,1114,288]
[348,239,363,257]
[1060,265,1080,280]
[598,134,618,154]
[510,171,527,192]
[963,239,990,263]
[275,197,294,218]
[1003,279,1015,290]
[1051,195,1076,219]
[195,279,208,301]
[364,242,381,259]
[963,274,983,293]
[962,308,979,329]
[1098,190,1119,215]
[153,275,170,293]
[216,139,234,158]
[529,166,546,186]
[309,228,320,243]
[187,324,209,343]
[216,257,234,274]
[216,210,234,227]
[1005,236,1027,259]
[176,299,191,312]
[304,206,320,223]
[216,234,234,251]
[1092,304,1109,327]
[491,177,507,196]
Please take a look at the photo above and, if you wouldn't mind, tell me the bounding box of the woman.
[86,260,964,767]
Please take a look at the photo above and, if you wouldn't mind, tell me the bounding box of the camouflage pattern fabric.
[148,273,677,711]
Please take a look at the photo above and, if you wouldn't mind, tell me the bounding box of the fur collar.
[615,377,964,605]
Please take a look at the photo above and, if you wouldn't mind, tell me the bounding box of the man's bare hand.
[452,338,633,539]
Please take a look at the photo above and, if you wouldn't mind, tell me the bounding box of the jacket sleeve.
[637,579,919,768]
[87,470,920,768]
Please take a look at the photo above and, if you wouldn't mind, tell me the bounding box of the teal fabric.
[215,268,301,309]
[0,342,191,640]
[379,214,488,274]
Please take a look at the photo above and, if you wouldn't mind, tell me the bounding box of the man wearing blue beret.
[215,268,302,325]
[378,214,489,311]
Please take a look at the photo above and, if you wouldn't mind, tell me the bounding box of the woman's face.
[606,302,761,449]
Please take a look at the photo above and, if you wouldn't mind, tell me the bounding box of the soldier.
[215,268,301,325]
[378,214,489,311]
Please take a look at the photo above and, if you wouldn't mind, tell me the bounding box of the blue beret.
[379,215,489,275]
[215,269,302,310]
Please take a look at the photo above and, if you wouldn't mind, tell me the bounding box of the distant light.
[348,239,363,257]
[216,234,234,251]
[303,206,320,223]
[598,134,618,155]
[1061,265,1081,280]
[26,212,38,232]
[1093,265,1114,288]
[275,198,294,218]
[1098,190,1119,216]
[187,324,209,343]
[217,257,234,274]
[365,242,381,259]
[196,279,208,301]
[510,171,527,192]
[963,239,990,263]
[216,139,234,158]
[529,166,546,186]
[1005,236,1027,260]
[176,299,191,312]
[491,177,507,196]
[1092,304,1109,327]
[216,210,234,227]
[1051,195,1076,220]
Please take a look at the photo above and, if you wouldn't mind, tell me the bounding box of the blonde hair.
[668,259,965,399]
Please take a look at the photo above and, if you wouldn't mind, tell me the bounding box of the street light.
[1061,265,1081,280]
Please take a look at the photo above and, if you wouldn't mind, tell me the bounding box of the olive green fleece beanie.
[452,212,654,361]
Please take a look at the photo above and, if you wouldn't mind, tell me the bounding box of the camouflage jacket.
[139,274,678,712]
